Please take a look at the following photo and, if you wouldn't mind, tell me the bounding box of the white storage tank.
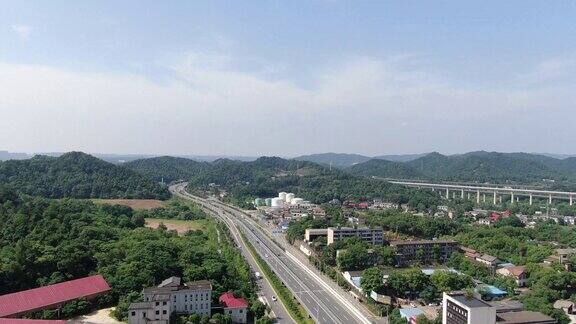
[279,192,287,201]
[291,198,304,205]
[286,193,295,203]
[271,197,284,208]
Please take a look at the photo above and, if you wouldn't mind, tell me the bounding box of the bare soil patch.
[93,199,165,210]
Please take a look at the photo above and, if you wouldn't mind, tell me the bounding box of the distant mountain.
[293,153,371,168]
[0,151,30,161]
[347,159,422,179]
[346,151,576,187]
[374,153,429,162]
[0,152,169,199]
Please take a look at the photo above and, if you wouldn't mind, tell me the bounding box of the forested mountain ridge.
[348,151,576,187]
[293,153,372,168]
[347,159,422,178]
[123,156,209,183]
[0,152,169,199]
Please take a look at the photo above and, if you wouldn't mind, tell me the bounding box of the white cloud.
[11,24,32,40]
[0,55,574,156]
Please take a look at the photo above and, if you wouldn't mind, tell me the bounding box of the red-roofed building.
[0,319,66,324]
[0,275,111,318]
[219,292,248,323]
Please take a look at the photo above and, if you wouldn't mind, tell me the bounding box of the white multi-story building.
[443,292,496,324]
[128,277,212,324]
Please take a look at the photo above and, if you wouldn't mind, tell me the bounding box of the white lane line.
[286,251,372,324]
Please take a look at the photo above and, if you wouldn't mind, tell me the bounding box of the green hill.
[347,159,422,179]
[124,156,209,183]
[293,153,372,168]
[0,152,169,199]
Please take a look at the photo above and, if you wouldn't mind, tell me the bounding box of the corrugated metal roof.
[0,319,66,324]
[0,275,111,318]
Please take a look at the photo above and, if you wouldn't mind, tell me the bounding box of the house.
[553,300,575,315]
[128,278,212,324]
[476,285,507,301]
[219,292,248,324]
[496,266,526,287]
[476,254,500,268]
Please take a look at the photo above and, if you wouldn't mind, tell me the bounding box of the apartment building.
[390,240,458,266]
[128,277,212,324]
[326,227,384,245]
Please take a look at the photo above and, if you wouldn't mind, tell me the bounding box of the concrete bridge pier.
[461,190,464,199]
[446,188,449,199]
[493,192,497,205]
[549,194,552,205]
[570,196,573,206]
[529,194,533,205]
[476,190,480,204]
[511,192,515,203]
[483,193,486,203]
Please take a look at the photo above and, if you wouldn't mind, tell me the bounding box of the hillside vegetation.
[347,151,576,188]
[126,155,439,210]
[0,152,169,199]
[0,186,256,321]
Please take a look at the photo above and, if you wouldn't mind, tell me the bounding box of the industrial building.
[304,228,328,242]
[390,240,458,266]
[326,227,384,245]
[128,277,212,324]
[0,275,111,319]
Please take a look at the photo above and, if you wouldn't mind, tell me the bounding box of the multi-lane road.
[171,183,377,324]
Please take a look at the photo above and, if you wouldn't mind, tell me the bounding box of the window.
[163,301,167,306]
[228,310,232,314]
[185,305,188,310]
[142,312,146,318]
[162,310,167,315]
[239,309,243,313]
[131,311,136,316]
[155,302,159,306]
[155,310,159,315]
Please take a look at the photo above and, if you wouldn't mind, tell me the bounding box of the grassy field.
[92,199,165,210]
[145,218,208,234]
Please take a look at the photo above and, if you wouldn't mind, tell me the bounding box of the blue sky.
[1,1,575,156]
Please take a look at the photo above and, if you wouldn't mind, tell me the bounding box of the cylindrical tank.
[291,198,304,205]
[279,192,287,201]
[271,197,284,207]
[286,193,295,203]
[265,198,272,207]
[254,198,265,206]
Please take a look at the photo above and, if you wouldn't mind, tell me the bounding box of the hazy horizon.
[1,1,575,156]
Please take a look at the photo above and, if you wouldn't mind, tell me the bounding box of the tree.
[375,246,396,266]
[388,309,406,324]
[250,300,267,319]
[361,267,384,295]
[337,243,370,270]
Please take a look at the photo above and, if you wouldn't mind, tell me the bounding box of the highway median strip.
[240,232,314,324]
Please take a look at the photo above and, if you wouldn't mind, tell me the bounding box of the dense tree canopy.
[0,152,169,199]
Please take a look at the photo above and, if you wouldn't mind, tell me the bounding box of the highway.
[170,184,292,323]
[171,184,375,324]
